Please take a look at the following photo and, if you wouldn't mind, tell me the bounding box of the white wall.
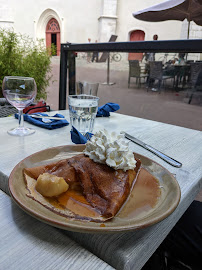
[9,0,102,44]
[116,0,182,42]
[0,1,14,30]
[2,0,202,47]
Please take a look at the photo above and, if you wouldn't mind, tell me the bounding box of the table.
[0,190,113,270]
[163,64,190,90]
[0,111,202,270]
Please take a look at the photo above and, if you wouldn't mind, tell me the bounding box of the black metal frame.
[59,39,202,109]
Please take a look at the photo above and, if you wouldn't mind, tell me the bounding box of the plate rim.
[8,144,181,233]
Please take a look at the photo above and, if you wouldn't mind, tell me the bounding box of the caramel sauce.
[46,189,101,219]
[44,167,161,222]
[117,168,161,219]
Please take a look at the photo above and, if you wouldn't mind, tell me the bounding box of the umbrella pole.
[187,20,190,39]
[185,20,190,61]
[102,53,115,85]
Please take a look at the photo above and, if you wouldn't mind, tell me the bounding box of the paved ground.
[47,56,202,131]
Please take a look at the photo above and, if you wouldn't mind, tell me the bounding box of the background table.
[0,111,201,270]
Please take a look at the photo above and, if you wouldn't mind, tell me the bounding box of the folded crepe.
[24,154,141,222]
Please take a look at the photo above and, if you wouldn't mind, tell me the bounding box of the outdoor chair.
[187,60,194,63]
[0,98,50,118]
[187,68,202,104]
[185,62,202,103]
[147,61,175,93]
[128,60,148,88]
[187,62,202,87]
[0,98,18,118]
[76,81,99,96]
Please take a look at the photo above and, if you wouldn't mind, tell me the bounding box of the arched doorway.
[128,30,145,60]
[46,18,60,56]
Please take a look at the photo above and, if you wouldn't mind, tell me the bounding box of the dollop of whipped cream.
[83,130,136,171]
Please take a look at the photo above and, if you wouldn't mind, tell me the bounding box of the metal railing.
[59,39,202,110]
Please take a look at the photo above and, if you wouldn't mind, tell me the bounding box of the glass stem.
[18,109,24,129]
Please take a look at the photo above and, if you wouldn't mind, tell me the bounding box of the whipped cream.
[83,130,136,171]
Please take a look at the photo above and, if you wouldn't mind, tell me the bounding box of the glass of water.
[2,76,37,136]
[68,95,99,134]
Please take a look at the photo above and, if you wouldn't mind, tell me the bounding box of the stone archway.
[46,18,60,56]
[35,9,63,56]
[128,30,145,60]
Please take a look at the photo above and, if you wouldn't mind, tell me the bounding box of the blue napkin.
[15,113,69,130]
[96,102,120,117]
[70,126,93,144]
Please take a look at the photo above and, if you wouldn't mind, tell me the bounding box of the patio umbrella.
[133,0,202,39]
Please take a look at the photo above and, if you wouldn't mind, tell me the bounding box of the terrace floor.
[47,56,202,131]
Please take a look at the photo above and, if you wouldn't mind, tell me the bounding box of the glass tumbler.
[68,94,99,134]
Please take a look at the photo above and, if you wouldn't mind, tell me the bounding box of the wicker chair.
[0,98,51,118]
[128,60,148,88]
[148,61,175,92]
[0,98,18,118]
[188,62,202,87]
[187,63,202,104]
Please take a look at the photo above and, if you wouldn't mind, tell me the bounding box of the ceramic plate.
[9,145,181,233]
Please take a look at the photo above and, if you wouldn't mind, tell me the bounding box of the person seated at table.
[178,53,186,65]
[163,64,176,77]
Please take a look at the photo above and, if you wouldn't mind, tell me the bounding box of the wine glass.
[2,76,37,136]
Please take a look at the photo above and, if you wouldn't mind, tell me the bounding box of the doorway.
[51,33,57,55]
[46,18,60,56]
[128,30,145,60]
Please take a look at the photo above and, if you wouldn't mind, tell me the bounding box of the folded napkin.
[15,113,69,130]
[96,102,120,117]
[70,126,93,144]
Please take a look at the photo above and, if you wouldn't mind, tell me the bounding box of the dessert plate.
[9,145,181,233]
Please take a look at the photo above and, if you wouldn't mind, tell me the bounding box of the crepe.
[24,154,141,222]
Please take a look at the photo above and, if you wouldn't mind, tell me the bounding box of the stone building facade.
[0,0,202,57]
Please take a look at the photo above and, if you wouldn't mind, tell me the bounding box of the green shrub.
[0,28,55,100]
